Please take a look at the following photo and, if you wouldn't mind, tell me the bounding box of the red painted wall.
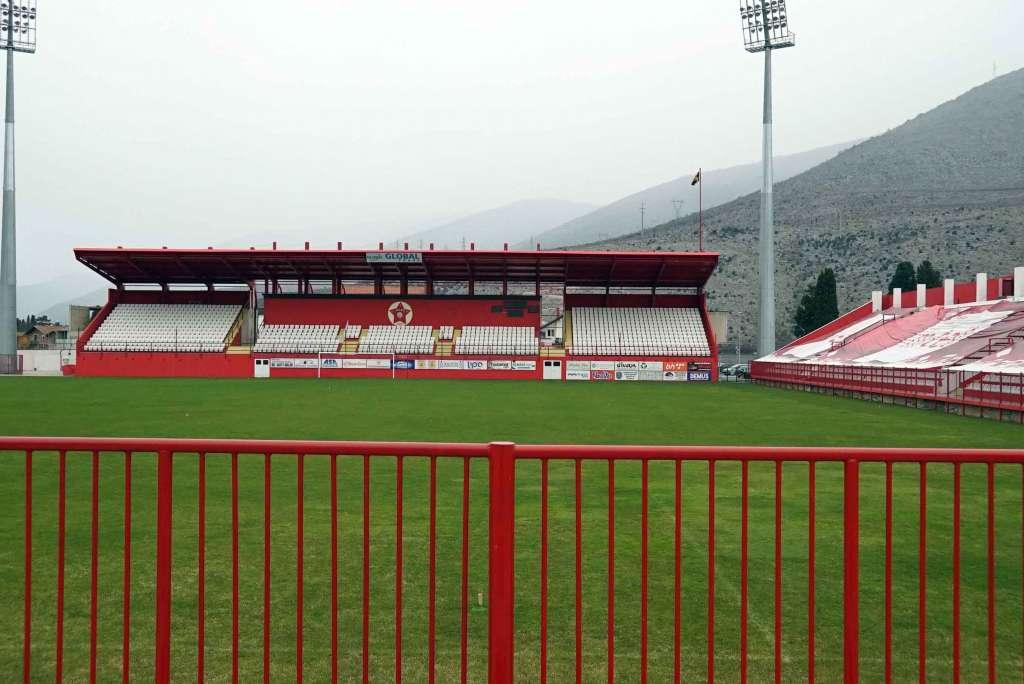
[263,295,540,327]
[76,351,251,377]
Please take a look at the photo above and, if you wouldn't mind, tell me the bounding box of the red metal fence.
[3,436,1024,683]
[752,360,1024,418]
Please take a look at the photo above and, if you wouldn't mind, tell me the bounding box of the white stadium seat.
[359,326,435,354]
[84,303,242,353]
[253,324,341,353]
[571,307,710,356]
[455,326,538,356]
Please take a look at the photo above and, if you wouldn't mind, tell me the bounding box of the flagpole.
[698,168,703,251]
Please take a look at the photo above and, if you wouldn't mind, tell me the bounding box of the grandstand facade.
[752,267,1024,419]
[71,245,720,381]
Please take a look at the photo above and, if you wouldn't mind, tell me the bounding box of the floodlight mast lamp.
[0,1,35,367]
[740,0,794,357]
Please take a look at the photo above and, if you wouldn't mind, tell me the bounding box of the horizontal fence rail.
[2,436,1024,683]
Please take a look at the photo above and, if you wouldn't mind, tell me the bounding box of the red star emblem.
[388,301,413,325]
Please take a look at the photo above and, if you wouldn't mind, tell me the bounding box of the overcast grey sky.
[11,0,1024,283]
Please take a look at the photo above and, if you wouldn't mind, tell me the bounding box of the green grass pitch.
[1,377,1023,682]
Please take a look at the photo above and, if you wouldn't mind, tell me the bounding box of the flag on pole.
[691,169,701,186]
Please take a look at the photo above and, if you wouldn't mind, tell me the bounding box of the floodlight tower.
[739,0,794,357]
[0,1,35,372]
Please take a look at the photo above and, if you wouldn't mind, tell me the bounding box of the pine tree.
[792,286,817,338]
[793,268,841,338]
[888,262,916,291]
[915,260,942,288]
[814,268,840,324]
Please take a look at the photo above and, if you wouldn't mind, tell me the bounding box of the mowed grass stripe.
[0,377,1022,681]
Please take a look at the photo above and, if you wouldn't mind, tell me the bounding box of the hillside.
[399,198,596,250]
[580,69,1024,351]
[16,272,107,321]
[518,141,855,250]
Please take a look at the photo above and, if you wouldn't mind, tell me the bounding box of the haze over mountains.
[22,68,1024,351]
[397,198,596,250]
[18,199,597,320]
[516,141,856,250]
[581,69,1024,351]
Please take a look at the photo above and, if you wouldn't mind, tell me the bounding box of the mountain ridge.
[519,141,858,250]
[576,70,1024,350]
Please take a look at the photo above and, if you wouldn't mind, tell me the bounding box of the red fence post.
[843,458,860,684]
[488,441,516,684]
[155,449,173,684]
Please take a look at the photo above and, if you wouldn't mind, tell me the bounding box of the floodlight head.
[740,0,794,53]
[1,1,36,54]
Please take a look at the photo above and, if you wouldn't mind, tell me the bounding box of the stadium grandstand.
[70,244,720,381]
[752,267,1024,420]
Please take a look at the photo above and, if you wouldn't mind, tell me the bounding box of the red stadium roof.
[74,247,719,289]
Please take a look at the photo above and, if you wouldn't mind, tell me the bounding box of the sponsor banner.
[688,370,712,382]
[394,359,415,370]
[365,358,392,369]
[273,358,317,369]
[365,252,423,264]
[615,370,639,381]
[590,361,615,371]
[320,358,341,369]
[638,361,664,372]
[566,360,591,372]
[512,360,537,371]
[639,370,664,382]
[464,360,487,371]
[566,369,591,381]
[689,361,712,372]
[615,361,640,371]
[591,369,615,381]
[663,370,688,382]
[415,359,438,370]
[664,361,689,372]
[438,359,463,370]
[342,358,368,369]
[489,360,512,370]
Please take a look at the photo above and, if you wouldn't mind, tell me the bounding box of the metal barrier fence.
[0,352,22,374]
[752,360,1024,418]
[3,436,1024,683]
